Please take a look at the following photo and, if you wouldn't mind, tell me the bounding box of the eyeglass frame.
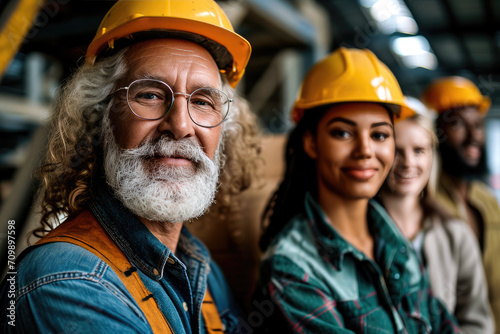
[113,78,233,128]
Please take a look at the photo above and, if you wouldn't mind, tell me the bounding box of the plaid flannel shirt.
[256,193,461,334]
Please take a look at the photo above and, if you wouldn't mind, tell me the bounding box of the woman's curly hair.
[34,48,261,238]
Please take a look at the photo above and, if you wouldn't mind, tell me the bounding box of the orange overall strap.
[36,210,225,333]
[202,289,225,334]
[36,211,174,334]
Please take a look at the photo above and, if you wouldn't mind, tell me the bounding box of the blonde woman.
[378,103,493,334]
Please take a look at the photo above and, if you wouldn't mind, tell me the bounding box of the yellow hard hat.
[421,76,490,114]
[292,47,413,123]
[86,0,251,87]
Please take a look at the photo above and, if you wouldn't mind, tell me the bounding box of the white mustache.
[122,137,206,164]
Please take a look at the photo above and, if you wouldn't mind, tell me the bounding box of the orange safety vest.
[35,210,225,334]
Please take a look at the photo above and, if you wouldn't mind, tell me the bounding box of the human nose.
[466,123,484,144]
[395,149,412,168]
[353,133,374,159]
[157,94,195,139]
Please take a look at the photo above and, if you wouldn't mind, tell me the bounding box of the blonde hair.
[35,48,260,237]
[404,113,439,199]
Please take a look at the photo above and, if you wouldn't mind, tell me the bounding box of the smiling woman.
[377,113,494,333]
[303,103,394,208]
[255,47,461,333]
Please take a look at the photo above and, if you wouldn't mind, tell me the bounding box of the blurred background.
[1,0,500,288]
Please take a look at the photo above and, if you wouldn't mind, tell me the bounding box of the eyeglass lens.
[126,79,230,127]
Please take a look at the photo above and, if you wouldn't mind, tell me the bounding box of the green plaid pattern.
[256,193,460,333]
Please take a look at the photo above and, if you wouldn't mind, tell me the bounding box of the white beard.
[102,119,221,223]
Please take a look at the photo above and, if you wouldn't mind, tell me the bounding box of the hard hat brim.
[86,17,251,88]
[478,96,491,114]
[292,101,415,123]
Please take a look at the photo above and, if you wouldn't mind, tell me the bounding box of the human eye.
[190,89,220,112]
[414,147,425,154]
[192,98,213,107]
[131,86,167,105]
[371,131,390,141]
[450,118,464,129]
[137,91,162,100]
[190,96,215,110]
[329,128,351,139]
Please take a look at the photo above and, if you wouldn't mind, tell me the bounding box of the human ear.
[303,131,318,159]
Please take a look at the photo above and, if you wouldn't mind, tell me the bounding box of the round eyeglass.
[114,79,233,128]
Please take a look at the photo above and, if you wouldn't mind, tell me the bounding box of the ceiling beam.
[246,0,317,48]
[418,24,500,35]
[438,0,474,70]
[483,0,500,62]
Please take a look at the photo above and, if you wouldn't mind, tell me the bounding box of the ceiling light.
[391,36,438,70]
[359,0,418,35]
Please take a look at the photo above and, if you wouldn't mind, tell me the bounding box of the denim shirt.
[256,193,460,333]
[2,182,241,333]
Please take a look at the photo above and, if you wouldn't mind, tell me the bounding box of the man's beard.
[439,141,488,181]
[103,121,221,223]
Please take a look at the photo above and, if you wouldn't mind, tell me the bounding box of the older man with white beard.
[0,1,260,333]
[103,128,221,226]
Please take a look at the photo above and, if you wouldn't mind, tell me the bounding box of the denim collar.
[304,193,410,272]
[88,179,211,281]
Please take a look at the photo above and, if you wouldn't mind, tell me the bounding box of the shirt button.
[400,247,406,253]
[167,257,176,265]
[153,268,160,276]
[183,302,188,312]
[394,273,400,280]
